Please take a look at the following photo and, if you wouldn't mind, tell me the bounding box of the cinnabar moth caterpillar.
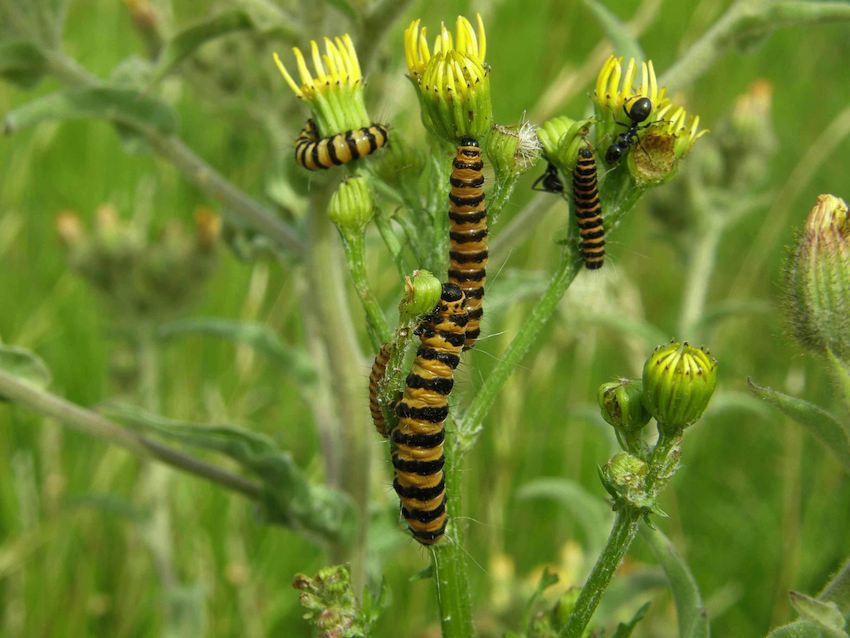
[294,119,389,171]
[369,342,392,438]
[572,146,605,270]
[391,283,467,545]
[448,138,488,350]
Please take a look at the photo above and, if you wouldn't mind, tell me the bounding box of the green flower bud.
[487,122,541,178]
[785,194,850,361]
[404,15,493,143]
[598,378,652,433]
[641,341,718,430]
[399,270,442,322]
[536,115,592,174]
[328,177,374,236]
[600,452,652,510]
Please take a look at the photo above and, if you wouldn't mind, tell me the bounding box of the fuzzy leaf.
[0,345,51,400]
[640,525,710,638]
[748,378,850,473]
[789,591,847,632]
[151,9,253,83]
[612,601,651,638]
[581,0,644,63]
[767,619,847,638]
[516,478,611,555]
[0,41,47,88]
[3,87,178,136]
[104,402,353,546]
[157,317,316,385]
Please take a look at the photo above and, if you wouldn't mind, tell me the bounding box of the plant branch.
[661,0,850,92]
[0,368,263,500]
[340,234,391,351]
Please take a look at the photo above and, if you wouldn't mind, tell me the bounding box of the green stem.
[677,216,722,339]
[340,233,391,351]
[456,251,581,450]
[826,350,850,421]
[373,212,413,277]
[560,508,643,638]
[304,205,371,591]
[0,368,263,499]
[431,425,475,638]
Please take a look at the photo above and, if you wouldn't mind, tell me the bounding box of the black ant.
[604,96,653,165]
[532,160,565,195]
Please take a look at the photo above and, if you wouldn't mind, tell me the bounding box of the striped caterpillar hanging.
[369,342,392,438]
[572,146,605,270]
[447,138,488,349]
[294,119,389,171]
[391,283,467,545]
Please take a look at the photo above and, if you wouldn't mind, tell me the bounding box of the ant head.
[625,96,653,124]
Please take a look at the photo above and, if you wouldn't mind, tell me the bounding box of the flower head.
[273,34,371,135]
[593,55,707,185]
[536,115,593,174]
[403,14,492,142]
[642,340,718,431]
[785,194,850,362]
[328,177,374,237]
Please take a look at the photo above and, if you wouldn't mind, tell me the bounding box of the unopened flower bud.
[785,194,850,361]
[194,207,221,251]
[487,122,541,178]
[601,452,651,510]
[399,270,442,322]
[642,341,718,430]
[598,378,651,433]
[536,115,591,173]
[328,177,373,236]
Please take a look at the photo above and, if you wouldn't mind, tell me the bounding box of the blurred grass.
[2,0,850,636]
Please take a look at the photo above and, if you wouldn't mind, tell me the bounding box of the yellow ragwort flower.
[403,14,492,142]
[273,34,371,134]
[653,103,708,158]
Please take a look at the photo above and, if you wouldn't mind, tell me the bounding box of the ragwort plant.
[2,0,850,636]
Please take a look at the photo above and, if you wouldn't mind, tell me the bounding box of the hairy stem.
[561,509,643,638]
[819,555,850,618]
[456,251,581,451]
[340,233,391,351]
[0,368,263,499]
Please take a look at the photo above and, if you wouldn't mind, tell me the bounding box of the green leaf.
[789,591,847,633]
[0,345,51,401]
[767,619,847,638]
[151,9,254,83]
[748,378,850,473]
[612,601,651,638]
[0,41,47,88]
[581,0,644,62]
[640,525,710,638]
[103,402,353,546]
[156,317,316,385]
[3,87,178,136]
[516,478,611,555]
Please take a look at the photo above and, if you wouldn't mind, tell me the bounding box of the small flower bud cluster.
[56,204,220,322]
[293,564,374,638]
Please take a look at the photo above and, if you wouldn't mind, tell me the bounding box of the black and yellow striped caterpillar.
[294,119,389,171]
[392,283,467,545]
[572,146,605,270]
[369,342,392,438]
[448,139,488,350]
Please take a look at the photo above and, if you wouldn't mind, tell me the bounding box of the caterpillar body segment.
[447,138,488,350]
[369,342,392,438]
[572,146,605,270]
[294,119,389,171]
[391,283,467,545]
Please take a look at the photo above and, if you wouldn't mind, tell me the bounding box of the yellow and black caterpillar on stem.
[448,138,488,349]
[294,119,388,171]
[391,283,468,545]
[572,146,605,270]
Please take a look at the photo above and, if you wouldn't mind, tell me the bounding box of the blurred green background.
[1,0,850,636]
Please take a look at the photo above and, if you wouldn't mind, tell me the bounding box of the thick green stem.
[304,206,371,591]
[431,426,475,638]
[0,368,263,499]
[456,251,581,450]
[340,233,391,351]
[560,508,642,638]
